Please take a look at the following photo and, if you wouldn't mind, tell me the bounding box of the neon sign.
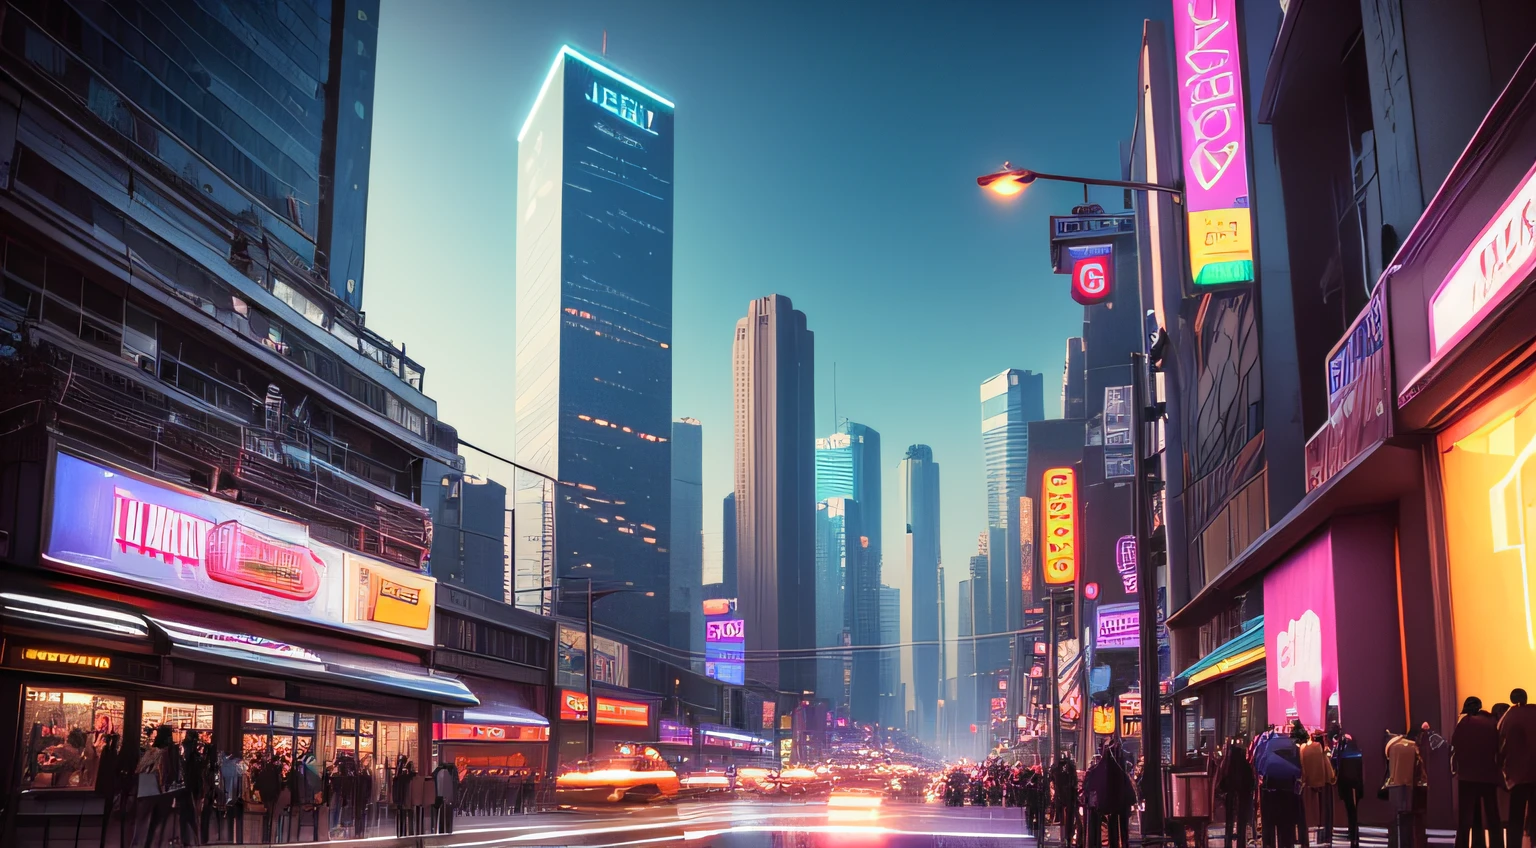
[588,82,656,134]
[559,690,651,727]
[21,647,110,669]
[1429,160,1536,359]
[1042,467,1078,584]
[1173,0,1254,287]
[1019,497,1035,596]
[1095,603,1140,649]
[705,619,744,641]
[1116,535,1138,593]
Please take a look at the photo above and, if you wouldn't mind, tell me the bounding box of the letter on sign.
[1042,467,1077,584]
[1071,253,1113,305]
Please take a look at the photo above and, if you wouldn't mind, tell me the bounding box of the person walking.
[1333,733,1365,848]
[1301,730,1337,846]
[1052,753,1081,848]
[1218,740,1257,848]
[1501,689,1536,848]
[1453,697,1503,848]
[1255,725,1304,848]
[1384,729,1427,848]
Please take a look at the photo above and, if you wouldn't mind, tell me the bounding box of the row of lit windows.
[574,413,668,443]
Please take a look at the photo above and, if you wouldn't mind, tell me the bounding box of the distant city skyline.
[364,1,1169,669]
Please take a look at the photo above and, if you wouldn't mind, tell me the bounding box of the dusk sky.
[363,0,1169,660]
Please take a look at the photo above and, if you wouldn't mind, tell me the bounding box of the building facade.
[815,422,882,722]
[514,46,675,644]
[424,459,511,603]
[0,0,502,836]
[721,492,738,599]
[671,418,703,661]
[733,295,816,693]
[899,444,941,744]
[878,584,903,730]
[979,369,1044,684]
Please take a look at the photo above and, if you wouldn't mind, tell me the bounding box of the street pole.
[1131,350,1165,837]
[1047,587,1060,769]
[585,576,597,761]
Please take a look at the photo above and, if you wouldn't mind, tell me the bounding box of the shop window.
[20,688,127,791]
[241,708,416,806]
[141,700,213,747]
[1439,368,1536,705]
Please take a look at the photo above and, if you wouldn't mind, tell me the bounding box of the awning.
[1175,616,1265,691]
[150,618,478,707]
[456,705,549,728]
[1,592,152,640]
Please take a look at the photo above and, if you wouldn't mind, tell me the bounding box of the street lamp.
[977,162,1183,201]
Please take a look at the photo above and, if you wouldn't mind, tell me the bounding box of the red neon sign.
[559,690,650,727]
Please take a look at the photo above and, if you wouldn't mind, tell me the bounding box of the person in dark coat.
[1219,740,1257,848]
[1333,733,1366,848]
[1500,689,1536,848]
[1102,742,1136,848]
[1255,726,1304,848]
[1453,697,1503,848]
[1052,754,1081,848]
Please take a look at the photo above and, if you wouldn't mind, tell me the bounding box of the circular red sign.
[1084,582,1100,600]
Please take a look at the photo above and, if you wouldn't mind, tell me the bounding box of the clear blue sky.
[363,0,1169,659]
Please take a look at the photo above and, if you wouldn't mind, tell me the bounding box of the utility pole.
[585,576,597,760]
[1131,349,1165,837]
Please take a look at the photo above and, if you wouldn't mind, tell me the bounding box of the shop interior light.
[1,593,149,636]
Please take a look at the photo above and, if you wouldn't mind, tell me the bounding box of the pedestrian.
[1255,724,1303,848]
[1453,696,1503,848]
[1301,729,1337,846]
[1219,739,1257,848]
[1103,742,1136,848]
[1500,689,1536,848]
[1384,728,1426,848]
[1333,733,1365,848]
[1084,753,1107,848]
[1052,753,1080,848]
[130,725,180,848]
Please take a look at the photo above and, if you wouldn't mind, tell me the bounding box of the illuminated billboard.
[1264,532,1339,730]
[558,690,650,727]
[1173,0,1254,288]
[703,598,745,685]
[44,452,435,646]
[1095,603,1140,650]
[1042,467,1078,584]
[1429,161,1536,362]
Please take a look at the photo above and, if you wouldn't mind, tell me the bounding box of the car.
[555,744,680,805]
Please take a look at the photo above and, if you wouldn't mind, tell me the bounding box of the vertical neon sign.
[1042,468,1078,585]
[1173,0,1254,287]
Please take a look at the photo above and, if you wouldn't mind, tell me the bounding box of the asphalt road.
[419,799,1037,847]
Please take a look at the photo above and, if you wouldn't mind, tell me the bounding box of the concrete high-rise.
[515,46,675,643]
[733,295,816,692]
[980,370,1045,673]
[722,493,737,598]
[671,419,703,661]
[879,585,903,729]
[815,423,883,722]
[900,445,942,744]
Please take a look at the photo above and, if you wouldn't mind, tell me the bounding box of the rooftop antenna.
[833,362,838,435]
[602,30,607,56]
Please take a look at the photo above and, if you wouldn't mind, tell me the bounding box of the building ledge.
[1167,437,1424,629]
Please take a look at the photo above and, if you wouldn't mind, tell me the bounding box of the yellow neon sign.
[1043,468,1078,585]
[21,647,111,670]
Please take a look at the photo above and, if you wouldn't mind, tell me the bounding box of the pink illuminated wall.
[1264,530,1340,730]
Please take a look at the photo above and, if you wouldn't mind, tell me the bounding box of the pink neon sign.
[1429,160,1536,360]
[1173,0,1254,287]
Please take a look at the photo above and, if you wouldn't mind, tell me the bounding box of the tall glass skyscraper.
[814,498,851,711]
[671,418,703,661]
[900,444,942,744]
[815,422,882,722]
[515,47,674,643]
[979,370,1044,670]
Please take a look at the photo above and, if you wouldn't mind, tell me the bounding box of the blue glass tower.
[979,370,1044,673]
[815,423,882,722]
[515,47,674,644]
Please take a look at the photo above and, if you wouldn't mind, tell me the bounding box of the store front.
[554,689,656,767]
[1172,615,1265,761]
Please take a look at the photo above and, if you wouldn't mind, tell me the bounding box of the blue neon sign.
[588,81,656,134]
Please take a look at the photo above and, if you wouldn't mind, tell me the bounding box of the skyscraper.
[900,445,942,744]
[722,493,738,598]
[814,499,851,710]
[515,46,675,643]
[815,423,882,722]
[734,295,816,692]
[980,370,1045,670]
[879,584,903,729]
[671,419,703,660]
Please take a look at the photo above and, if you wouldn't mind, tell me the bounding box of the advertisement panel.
[1095,603,1140,650]
[557,625,587,689]
[703,598,745,685]
[558,690,650,727]
[1172,0,1254,288]
[1438,371,1536,706]
[1264,532,1339,730]
[1019,497,1035,599]
[1428,160,1536,363]
[44,452,435,646]
[1104,385,1134,479]
[1071,247,1114,305]
[1042,468,1078,585]
[1115,536,1138,593]
[1306,290,1390,491]
[1057,637,1082,724]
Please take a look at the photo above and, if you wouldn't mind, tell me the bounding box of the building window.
[20,688,127,791]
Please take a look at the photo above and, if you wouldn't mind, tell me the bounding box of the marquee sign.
[1429,159,1536,361]
[559,691,650,727]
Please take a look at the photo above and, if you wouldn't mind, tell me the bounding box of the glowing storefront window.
[1440,368,1536,704]
[20,688,126,791]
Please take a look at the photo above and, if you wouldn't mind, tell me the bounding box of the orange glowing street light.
[977,161,1183,202]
